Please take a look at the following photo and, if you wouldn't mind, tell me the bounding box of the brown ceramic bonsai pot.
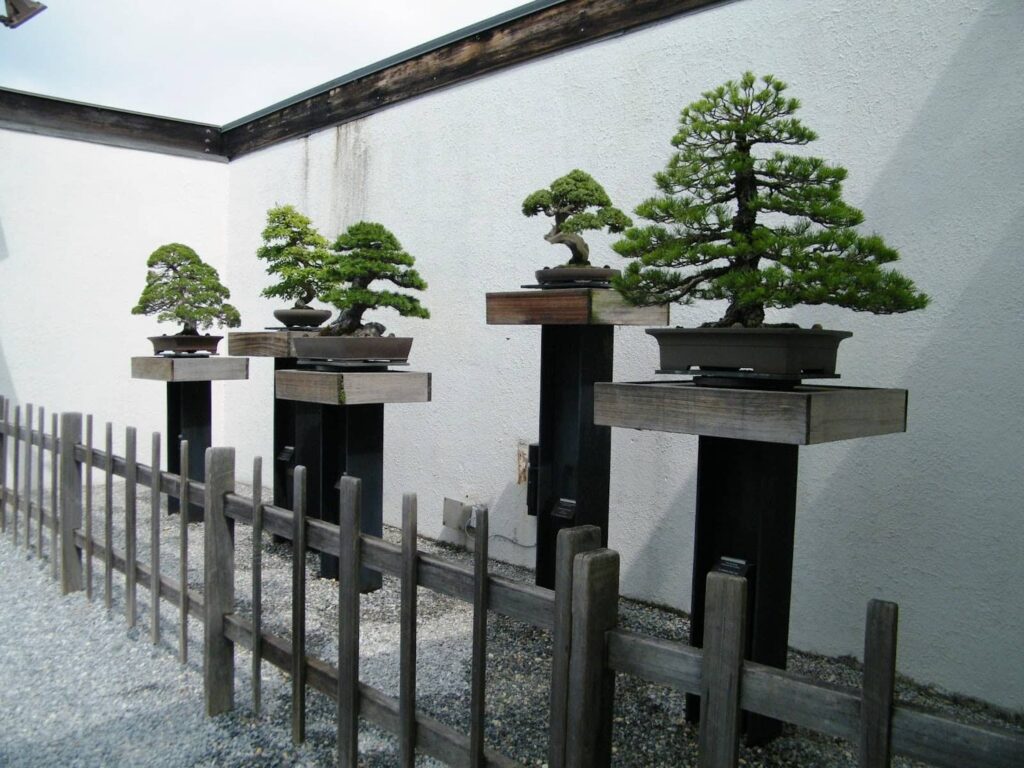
[535,266,620,288]
[273,307,333,328]
[148,334,222,355]
[647,327,852,376]
[292,335,413,363]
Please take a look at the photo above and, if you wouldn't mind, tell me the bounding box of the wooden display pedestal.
[486,288,668,588]
[131,356,249,521]
[276,368,431,591]
[595,380,908,743]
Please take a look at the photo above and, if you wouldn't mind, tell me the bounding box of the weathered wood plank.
[125,427,138,626]
[275,370,431,406]
[179,440,190,664]
[49,412,58,579]
[891,706,1024,768]
[251,456,263,714]
[698,572,747,768]
[23,403,32,549]
[565,549,619,768]
[860,600,898,768]
[594,382,908,445]
[590,288,669,326]
[150,432,162,645]
[130,356,249,382]
[16,404,27,545]
[0,397,7,533]
[470,508,490,767]
[11,406,19,540]
[36,406,46,555]
[607,628,703,693]
[399,493,418,768]
[485,289,668,326]
[60,413,83,594]
[83,415,93,598]
[225,330,317,358]
[338,475,362,767]
[203,446,236,716]
[291,465,307,745]
[550,525,603,768]
[104,423,114,609]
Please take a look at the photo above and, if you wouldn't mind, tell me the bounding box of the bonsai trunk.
[718,137,765,328]
[179,322,199,336]
[545,222,590,266]
[293,286,316,309]
[326,306,366,335]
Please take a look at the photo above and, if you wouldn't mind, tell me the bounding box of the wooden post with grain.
[860,600,899,768]
[84,414,93,599]
[399,492,418,768]
[337,475,362,768]
[251,456,263,714]
[103,422,114,609]
[0,397,6,533]
[291,465,307,745]
[179,439,190,663]
[49,412,58,579]
[203,446,236,716]
[150,431,162,645]
[59,412,84,594]
[469,507,490,768]
[125,426,138,627]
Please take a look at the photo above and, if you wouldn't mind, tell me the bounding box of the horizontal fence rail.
[0,399,1022,768]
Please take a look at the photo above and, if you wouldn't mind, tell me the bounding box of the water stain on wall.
[329,121,369,233]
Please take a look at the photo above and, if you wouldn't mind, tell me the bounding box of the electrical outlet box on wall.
[439,497,471,548]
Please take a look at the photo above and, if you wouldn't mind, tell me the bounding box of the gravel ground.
[1,484,1020,767]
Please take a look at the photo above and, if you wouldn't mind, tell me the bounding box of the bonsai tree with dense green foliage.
[132,243,241,334]
[320,222,429,336]
[613,72,929,327]
[256,204,332,309]
[522,169,632,266]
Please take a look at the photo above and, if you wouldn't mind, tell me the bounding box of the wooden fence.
[0,395,1021,768]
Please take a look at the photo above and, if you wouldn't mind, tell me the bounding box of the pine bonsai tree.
[256,204,332,309]
[522,169,632,266]
[613,72,929,327]
[320,222,429,336]
[132,243,241,334]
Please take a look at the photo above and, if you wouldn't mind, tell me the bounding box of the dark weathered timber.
[251,456,263,714]
[166,381,211,521]
[125,427,138,626]
[399,493,418,768]
[59,413,83,593]
[549,525,602,768]
[104,423,114,609]
[470,509,490,767]
[49,412,58,579]
[486,289,666,326]
[84,415,93,599]
[220,0,728,158]
[36,407,45,556]
[11,406,19,540]
[861,601,898,768]
[23,403,32,549]
[204,447,236,716]
[150,432,161,645]
[179,440,190,664]
[0,87,224,160]
[291,465,307,745]
[338,475,362,767]
[698,572,747,768]
[890,707,1024,768]
[565,549,619,768]
[15,404,25,544]
[0,398,7,534]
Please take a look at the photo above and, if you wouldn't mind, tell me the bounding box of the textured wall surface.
[3,0,1022,710]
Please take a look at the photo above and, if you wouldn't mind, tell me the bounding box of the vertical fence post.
[565,549,619,768]
[549,525,603,768]
[104,422,114,610]
[291,465,307,745]
[84,415,93,600]
[49,412,58,580]
[697,572,748,768]
[17,403,29,545]
[59,413,84,594]
[204,446,235,715]
[150,432,161,645]
[179,439,190,664]
[860,600,898,768]
[0,396,7,533]
[125,427,138,627]
[36,406,45,553]
[399,493,418,768]
[338,475,362,768]
[469,508,489,768]
[11,406,20,539]
[251,456,263,714]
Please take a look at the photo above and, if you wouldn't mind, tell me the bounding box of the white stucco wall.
[2,0,1022,711]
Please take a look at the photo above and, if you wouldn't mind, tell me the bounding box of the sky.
[0,0,534,124]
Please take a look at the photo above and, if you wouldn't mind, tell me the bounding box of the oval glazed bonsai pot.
[148,334,222,355]
[647,327,853,376]
[292,336,413,363]
[273,307,333,328]
[535,266,620,288]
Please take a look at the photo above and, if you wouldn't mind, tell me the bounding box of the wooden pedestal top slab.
[486,289,669,326]
[594,381,907,445]
[131,356,249,382]
[227,330,318,358]
[276,370,431,406]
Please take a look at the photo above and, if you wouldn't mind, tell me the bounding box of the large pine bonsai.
[522,169,631,266]
[132,243,240,334]
[320,222,429,336]
[613,72,928,327]
[256,204,332,309]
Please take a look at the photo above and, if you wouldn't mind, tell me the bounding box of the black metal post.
[685,435,798,744]
[534,325,613,589]
[166,380,211,521]
[273,357,297,511]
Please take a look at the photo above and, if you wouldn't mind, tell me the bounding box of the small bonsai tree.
[132,243,241,334]
[320,222,429,336]
[522,169,632,266]
[256,204,332,309]
[613,72,929,327]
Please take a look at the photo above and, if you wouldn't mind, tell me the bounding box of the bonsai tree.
[522,169,632,266]
[613,72,929,327]
[132,243,241,334]
[320,221,429,336]
[256,204,332,309]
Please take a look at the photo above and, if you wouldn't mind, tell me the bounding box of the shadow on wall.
[0,217,17,404]
[795,3,1024,697]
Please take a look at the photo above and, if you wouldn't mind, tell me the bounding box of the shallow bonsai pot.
[647,327,852,376]
[273,307,333,328]
[149,334,222,355]
[292,335,413,363]
[535,266,620,288]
